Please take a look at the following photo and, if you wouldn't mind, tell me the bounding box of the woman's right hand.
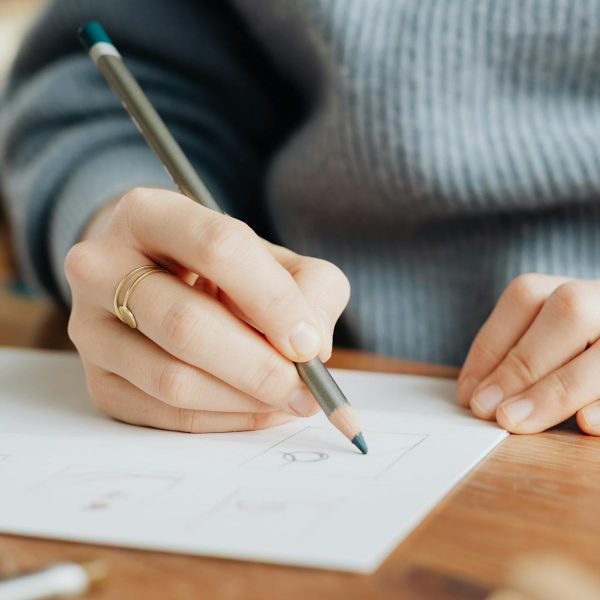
[65,187,351,433]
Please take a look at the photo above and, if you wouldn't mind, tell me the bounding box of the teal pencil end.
[78,20,113,50]
[351,432,368,455]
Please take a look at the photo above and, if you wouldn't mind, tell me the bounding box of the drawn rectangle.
[244,426,427,479]
[198,486,346,537]
[35,464,183,513]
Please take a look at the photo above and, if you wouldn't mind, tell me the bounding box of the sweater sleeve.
[0,0,299,303]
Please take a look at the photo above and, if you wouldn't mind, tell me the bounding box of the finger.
[71,312,279,413]
[507,554,600,600]
[191,277,258,330]
[118,188,324,362]
[85,366,295,433]
[494,339,600,433]
[577,400,600,436]
[131,272,319,416]
[206,286,259,331]
[211,247,351,360]
[66,244,319,417]
[471,280,600,419]
[270,244,350,361]
[191,276,262,337]
[457,274,569,406]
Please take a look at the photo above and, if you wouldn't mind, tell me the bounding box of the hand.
[65,187,350,433]
[457,274,600,435]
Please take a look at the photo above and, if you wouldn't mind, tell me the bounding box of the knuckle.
[251,413,271,431]
[336,270,351,305]
[315,260,351,305]
[551,282,591,322]
[64,242,100,284]
[118,187,158,240]
[262,283,299,319]
[246,413,259,431]
[469,335,502,366]
[506,273,545,305]
[200,217,254,267]
[120,186,154,213]
[161,297,208,353]
[174,407,203,433]
[67,314,82,347]
[227,413,259,432]
[252,412,286,431]
[549,370,575,411]
[156,362,190,407]
[248,353,292,402]
[503,348,538,385]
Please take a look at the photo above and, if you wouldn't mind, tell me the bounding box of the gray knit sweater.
[2,0,600,365]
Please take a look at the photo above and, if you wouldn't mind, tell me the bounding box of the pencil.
[77,21,368,455]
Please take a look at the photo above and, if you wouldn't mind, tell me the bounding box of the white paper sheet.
[0,348,507,572]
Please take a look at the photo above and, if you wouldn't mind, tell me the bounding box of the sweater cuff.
[49,143,173,305]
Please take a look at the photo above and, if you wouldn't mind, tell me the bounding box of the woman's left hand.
[457,274,600,435]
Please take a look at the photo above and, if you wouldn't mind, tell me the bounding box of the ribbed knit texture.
[3,0,600,365]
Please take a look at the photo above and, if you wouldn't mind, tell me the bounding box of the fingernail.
[582,404,600,427]
[457,375,479,404]
[472,384,504,415]
[288,388,317,417]
[289,321,322,360]
[501,398,534,426]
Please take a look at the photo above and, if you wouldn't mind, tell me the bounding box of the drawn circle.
[282,451,329,463]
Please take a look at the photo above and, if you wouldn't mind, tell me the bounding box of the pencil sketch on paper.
[282,451,329,464]
[35,464,183,513]
[244,426,427,479]
[198,486,345,537]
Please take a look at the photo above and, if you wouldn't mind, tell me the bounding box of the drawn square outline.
[32,464,184,513]
[243,426,429,480]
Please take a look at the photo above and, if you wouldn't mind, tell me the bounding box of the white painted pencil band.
[89,41,121,64]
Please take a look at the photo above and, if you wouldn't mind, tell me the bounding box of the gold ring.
[113,265,167,329]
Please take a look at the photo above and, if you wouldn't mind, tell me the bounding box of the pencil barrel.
[96,55,222,213]
[295,357,349,416]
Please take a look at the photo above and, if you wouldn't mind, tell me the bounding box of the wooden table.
[2,236,600,599]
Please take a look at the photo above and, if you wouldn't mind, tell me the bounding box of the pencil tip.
[352,432,368,455]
